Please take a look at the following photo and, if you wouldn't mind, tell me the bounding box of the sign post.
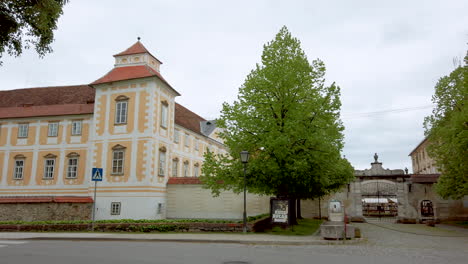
[91,168,103,231]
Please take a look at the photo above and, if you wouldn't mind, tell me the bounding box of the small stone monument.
[320,199,356,239]
[328,199,344,222]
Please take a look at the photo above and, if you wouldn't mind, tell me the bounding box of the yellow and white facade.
[0,41,228,220]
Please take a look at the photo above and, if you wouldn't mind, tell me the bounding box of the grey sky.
[0,0,467,171]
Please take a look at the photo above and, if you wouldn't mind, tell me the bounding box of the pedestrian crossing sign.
[91,168,103,181]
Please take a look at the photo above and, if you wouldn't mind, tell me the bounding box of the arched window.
[43,153,57,179]
[194,163,200,177]
[158,147,167,176]
[172,157,179,177]
[183,161,189,177]
[112,144,126,174]
[13,154,26,180]
[66,152,80,178]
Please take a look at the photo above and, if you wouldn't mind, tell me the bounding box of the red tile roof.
[0,196,93,204]
[410,174,440,183]
[114,41,162,64]
[0,85,95,119]
[0,104,94,119]
[0,85,95,107]
[167,177,203,184]
[174,103,206,134]
[90,65,179,95]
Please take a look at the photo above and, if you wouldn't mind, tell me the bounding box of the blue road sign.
[91,168,103,181]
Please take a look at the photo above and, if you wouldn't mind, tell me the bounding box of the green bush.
[139,224,179,232]
[0,213,271,226]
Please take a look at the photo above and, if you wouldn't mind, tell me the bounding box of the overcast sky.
[0,0,467,171]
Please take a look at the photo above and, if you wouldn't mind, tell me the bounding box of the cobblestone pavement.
[1,223,467,263]
[299,222,468,264]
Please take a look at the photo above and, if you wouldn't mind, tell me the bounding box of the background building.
[409,137,439,174]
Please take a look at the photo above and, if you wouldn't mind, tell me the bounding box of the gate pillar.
[396,177,408,219]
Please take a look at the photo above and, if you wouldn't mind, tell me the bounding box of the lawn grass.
[442,220,468,228]
[264,218,323,236]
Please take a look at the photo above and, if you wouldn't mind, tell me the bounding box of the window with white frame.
[183,161,189,177]
[111,202,121,215]
[48,122,59,137]
[112,145,126,174]
[43,158,55,179]
[66,153,79,178]
[158,149,166,176]
[115,96,129,124]
[13,157,25,180]
[18,123,28,138]
[71,120,82,135]
[174,129,180,143]
[195,139,199,151]
[184,134,190,147]
[161,102,168,128]
[194,163,200,177]
[172,158,179,177]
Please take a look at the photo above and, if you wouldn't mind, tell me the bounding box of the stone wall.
[299,182,468,222]
[0,202,92,221]
[166,184,270,219]
[406,183,468,222]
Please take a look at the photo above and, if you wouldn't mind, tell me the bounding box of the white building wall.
[166,184,270,219]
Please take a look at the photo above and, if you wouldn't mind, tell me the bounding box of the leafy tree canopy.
[424,51,468,200]
[0,0,69,65]
[201,26,354,200]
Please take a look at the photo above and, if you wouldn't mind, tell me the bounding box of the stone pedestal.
[320,221,356,239]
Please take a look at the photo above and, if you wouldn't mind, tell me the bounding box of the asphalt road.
[0,223,467,264]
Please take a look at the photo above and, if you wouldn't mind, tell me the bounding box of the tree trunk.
[289,197,298,226]
[318,197,322,219]
[296,198,303,219]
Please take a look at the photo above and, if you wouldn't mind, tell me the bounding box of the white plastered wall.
[166,184,270,219]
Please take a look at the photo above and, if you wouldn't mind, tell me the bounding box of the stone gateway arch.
[300,154,468,223]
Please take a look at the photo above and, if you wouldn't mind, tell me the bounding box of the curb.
[1,236,366,246]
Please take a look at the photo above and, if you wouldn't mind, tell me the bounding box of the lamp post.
[240,150,249,233]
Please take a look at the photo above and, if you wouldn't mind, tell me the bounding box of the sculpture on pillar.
[374,153,379,163]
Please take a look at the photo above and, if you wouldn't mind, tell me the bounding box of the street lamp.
[240,150,249,233]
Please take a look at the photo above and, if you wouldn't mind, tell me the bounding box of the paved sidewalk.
[0,231,363,245]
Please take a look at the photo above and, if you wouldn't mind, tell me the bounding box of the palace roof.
[0,85,206,137]
[174,103,206,135]
[114,41,162,64]
[90,65,178,96]
[0,85,95,119]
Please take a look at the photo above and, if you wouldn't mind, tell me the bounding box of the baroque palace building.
[0,41,233,221]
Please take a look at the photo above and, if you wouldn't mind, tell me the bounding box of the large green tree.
[424,51,468,200]
[0,0,69,65]
[201,27,354,222]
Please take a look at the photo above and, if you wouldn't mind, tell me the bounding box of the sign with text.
[271,198,289,224]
